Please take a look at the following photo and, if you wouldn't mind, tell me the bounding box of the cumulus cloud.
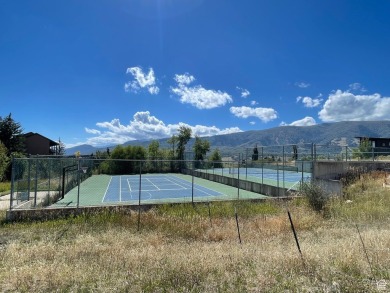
[124,66,159,95]
[318,90,390,122]
[281,116,317,126]
[171,73,233,109]
[294,81,310,88]
[80,111,242,147]
[296,96,323,108]
[236,86,250,98]
[250,100,258,106]
[85,128,101,135]
[230,106,277,122]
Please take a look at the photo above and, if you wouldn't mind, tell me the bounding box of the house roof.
[23,132,59,146]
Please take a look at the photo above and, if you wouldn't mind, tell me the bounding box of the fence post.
[137,161,142,231]
[237,155,240,200]
[77,158,81,208]
[34,157,38,207]
[9,156,15,211]
[192,161,194,204]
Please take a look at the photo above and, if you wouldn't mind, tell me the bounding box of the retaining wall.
[312,160,390,195]
[182,169,289,197]
[5,205,145,222]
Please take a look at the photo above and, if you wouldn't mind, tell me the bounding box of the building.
[23,132,60,156]
[356,136,390,154]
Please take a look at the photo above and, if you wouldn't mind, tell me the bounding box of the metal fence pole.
[192,161,194,204]
[34,158,38,207]
[277,163,280,197]
[282,146,285,189]
[77,159,80,208]
[137,161,142,231]
[27,159,31,205]
[261,147,264,185]
[9,156,15,211]
[237,157,240,200]
[48,159,51,205]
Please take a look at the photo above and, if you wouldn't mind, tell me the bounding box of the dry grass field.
[0,172,389,292]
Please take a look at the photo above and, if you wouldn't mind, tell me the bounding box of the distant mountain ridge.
[65,121,390,156]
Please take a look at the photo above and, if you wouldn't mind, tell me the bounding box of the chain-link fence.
[9,143,389,212]
[9,155,310,211]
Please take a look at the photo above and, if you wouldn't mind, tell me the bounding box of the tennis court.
[200,167,311,188]
[53,173,269,207]
[103,174,222,202]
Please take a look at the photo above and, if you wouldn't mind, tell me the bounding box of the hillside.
[65,121,390,156]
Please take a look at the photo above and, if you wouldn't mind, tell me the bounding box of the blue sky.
[1,0,390,148]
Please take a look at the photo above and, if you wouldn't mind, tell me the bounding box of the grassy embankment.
[0,182,10,196]
[0,172,389,292]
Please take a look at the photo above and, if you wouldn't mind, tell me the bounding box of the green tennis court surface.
[53,174,270,207]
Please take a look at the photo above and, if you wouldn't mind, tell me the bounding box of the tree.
[176,126,192,161]
[148,140,160,160]
[167,135,177,159]
[0,113,25,155]
[108,145,147,174]
[193,136,210,168]
[209,148,223,168]
[0,142,9,181]
[252,144,259,161]
[352,138,372,159]
[58,138,66,156]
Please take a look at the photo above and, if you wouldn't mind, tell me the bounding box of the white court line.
[165,177,189,189]
[146,178,160,190]
[168,175,223,197]
[102,176,113,203]
[127,179,132,192]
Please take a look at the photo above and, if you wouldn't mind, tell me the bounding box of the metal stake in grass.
[355,223,375,281]
[287,210,306,269]
[235,207,242,244]
[208,202,212,227]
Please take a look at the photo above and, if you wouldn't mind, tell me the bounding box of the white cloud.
[236,86,250,98]
[348,82,367,93]
[171,73,233,109]
[230,106,277,122]
[250,100,258,106]
[124,66,159,95]
[85,128,101,135]
[294,81,310,88]
[281,116,317,126]
[297,96,323,108]
[319,90,390,122]
[79,111,242,147]
[174,73,195,85]
[249,121,256,125]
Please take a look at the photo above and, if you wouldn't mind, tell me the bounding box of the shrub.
[299,181,328,212]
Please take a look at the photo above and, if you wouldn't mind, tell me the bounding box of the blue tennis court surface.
[210,167,311,183]
[103,174,223,203]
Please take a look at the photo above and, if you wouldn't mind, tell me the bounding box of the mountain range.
[65,121,390,156]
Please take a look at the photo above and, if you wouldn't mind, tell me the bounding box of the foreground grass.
[0,174,390,292]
